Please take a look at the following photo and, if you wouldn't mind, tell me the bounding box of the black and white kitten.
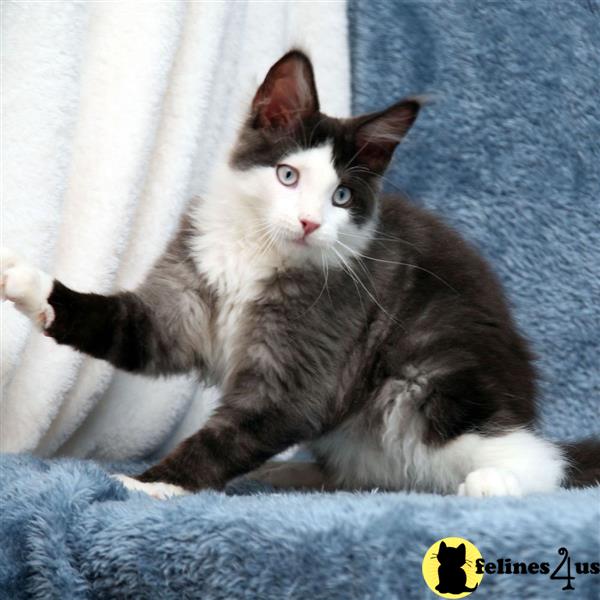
[2,51,598,499]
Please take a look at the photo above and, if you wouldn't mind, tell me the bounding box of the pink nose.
[300,219,320,236]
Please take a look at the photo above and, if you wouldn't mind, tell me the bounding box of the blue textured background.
[1,2,599,598]
[349,0,600,440]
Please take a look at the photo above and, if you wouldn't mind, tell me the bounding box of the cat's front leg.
[112,474,190,500]
[2,240,207,375]
[1,247,160,373]
[128,381,324,494]
[1,247,55,328]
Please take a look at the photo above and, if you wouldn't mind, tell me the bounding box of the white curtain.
[1,0,350,459]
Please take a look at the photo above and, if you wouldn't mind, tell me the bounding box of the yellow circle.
[422,537,484,598]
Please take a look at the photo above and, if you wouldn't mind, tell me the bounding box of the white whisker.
[295,254,330,319]
[335,240,459,295]
[338,229,420,251]
[332,247,403,328]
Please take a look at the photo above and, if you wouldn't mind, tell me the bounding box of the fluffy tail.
[561,439,600,488]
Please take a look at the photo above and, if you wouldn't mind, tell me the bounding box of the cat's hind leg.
[457,467,522,497]
[246,460,336,491]
[449,430,566,497]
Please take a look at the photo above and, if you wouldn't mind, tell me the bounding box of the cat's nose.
[300,219,320,236]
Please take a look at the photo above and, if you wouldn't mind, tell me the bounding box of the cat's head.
[437,541,467,567]
[227,50,420,267]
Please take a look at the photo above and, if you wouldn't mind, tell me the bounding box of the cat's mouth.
[292,237,309,247]
[278,230,326,251]
[291,235,328,250]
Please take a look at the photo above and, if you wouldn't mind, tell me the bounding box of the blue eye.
[276,164,299,186]
[332,185,352,207]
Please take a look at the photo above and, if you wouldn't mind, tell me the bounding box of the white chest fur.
[189,207,279,380]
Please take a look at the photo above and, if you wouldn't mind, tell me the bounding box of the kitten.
[2,50,598,499]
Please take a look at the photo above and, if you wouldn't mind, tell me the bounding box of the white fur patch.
[312,379,566,496]
[457,467,522,497]
[1,247,55,329]
[452,429,565,496]
[112,474,189,500]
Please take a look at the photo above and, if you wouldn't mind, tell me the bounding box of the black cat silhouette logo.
[422,537,484,597]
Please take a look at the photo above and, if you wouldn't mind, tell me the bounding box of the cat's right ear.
[439,541,447,550]
[251,50,319,130]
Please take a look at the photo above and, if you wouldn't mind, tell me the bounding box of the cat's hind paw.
[457,467,522,497]
[1,247,54,328]
[112,474,190,500]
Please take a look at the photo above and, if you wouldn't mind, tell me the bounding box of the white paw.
[457,467,522,497]
[1,247,54,328]
[112,474,190,500]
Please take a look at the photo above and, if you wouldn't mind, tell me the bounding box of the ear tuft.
[354,98,421,173]
[252,50,319,130]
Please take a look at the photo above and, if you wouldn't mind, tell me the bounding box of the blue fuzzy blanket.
[1,454,599,599]
[2,1,599,598]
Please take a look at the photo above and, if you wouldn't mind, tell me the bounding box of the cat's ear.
[458,544,466,557]
[440,541,447,550]
[354,98,421,173]
[251,50,319,130]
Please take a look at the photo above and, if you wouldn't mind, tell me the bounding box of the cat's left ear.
[354,98,421,173]
[458,544,466,556]
[251,50,319,130]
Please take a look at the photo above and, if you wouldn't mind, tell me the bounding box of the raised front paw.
[1,247,54,328]
[112,474,190,500]
[457,467,522,497]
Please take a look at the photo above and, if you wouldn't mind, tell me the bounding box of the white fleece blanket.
[1,0,350,459]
